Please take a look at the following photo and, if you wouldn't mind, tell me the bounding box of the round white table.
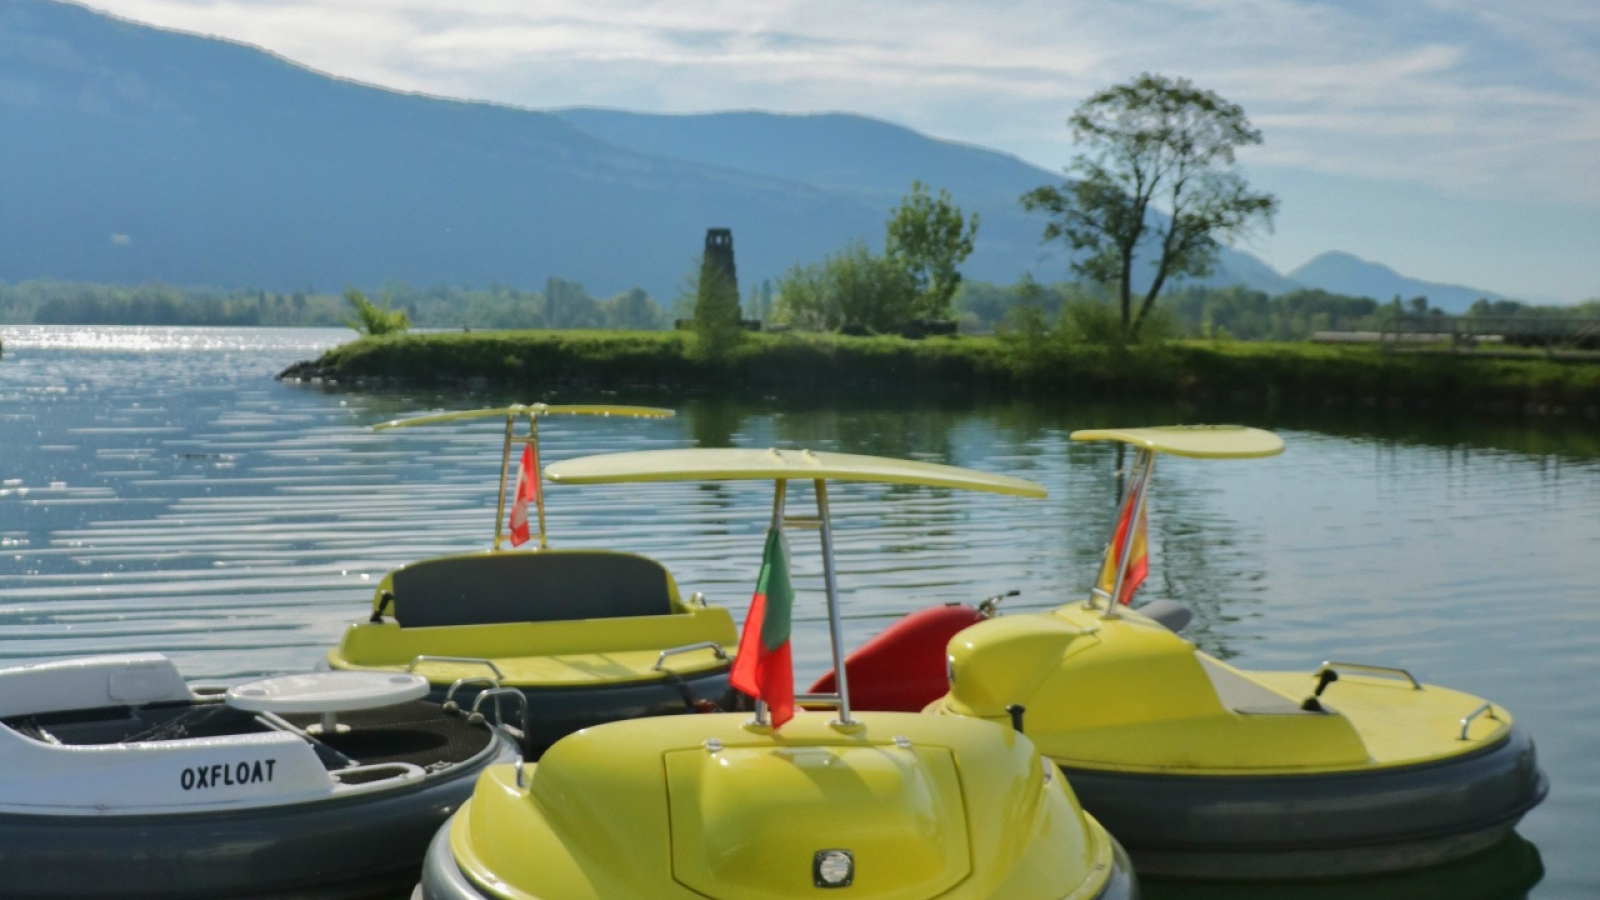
[226,671,430,735]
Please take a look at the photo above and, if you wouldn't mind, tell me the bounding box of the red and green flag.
[731,529,795,727]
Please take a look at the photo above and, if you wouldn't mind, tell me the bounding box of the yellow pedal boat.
[416,448,1137,900]
[928,426,1546,879]
[324,406,737,756]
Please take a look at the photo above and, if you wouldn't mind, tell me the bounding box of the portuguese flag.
[731,529,795,727]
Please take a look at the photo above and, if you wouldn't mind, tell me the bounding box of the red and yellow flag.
[730,529,795,727]
[1096,487,1148,605]
[507,443,540,547]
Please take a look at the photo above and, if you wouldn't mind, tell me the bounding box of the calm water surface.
[1,325,1594,898]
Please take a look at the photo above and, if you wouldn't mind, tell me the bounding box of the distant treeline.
[955,281,1600,340]
[5,276,1596,341]
[0,279,674,330]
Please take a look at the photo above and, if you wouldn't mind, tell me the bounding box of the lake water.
[1,325,1594,898]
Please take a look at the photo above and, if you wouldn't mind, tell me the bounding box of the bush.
[344,289,410,336]
[775,241,918,333]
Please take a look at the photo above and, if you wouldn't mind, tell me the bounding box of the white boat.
[0,652,517,899]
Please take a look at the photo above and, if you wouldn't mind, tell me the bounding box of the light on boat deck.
[814,849,854,888]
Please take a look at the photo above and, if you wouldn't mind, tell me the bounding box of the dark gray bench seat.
[389,551,678,628]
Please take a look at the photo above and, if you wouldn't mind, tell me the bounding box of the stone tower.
[702,228,738,296]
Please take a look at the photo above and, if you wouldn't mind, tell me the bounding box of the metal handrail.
[442,676,501,713]
[331,762,425,784]
[469,688,533,752]
[407,656,506,680]
[1315,661,1421,690]
[653,641,729,672]
[1459,702,1500,740]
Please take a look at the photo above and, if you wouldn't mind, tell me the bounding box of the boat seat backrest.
[390,552,676,628]
[0,654,192,719]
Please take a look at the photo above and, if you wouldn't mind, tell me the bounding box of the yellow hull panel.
[448,712,1120,900]
[938,603,1511,776]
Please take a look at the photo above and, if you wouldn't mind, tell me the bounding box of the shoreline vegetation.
[278,330,1600,420]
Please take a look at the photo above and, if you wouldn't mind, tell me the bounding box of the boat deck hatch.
[665,743,972,900]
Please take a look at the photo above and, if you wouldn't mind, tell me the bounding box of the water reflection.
[1,327,1592,897]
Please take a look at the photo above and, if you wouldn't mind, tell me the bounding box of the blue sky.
[83,0,1600,302]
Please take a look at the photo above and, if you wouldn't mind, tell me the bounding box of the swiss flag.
[507,443,540,547]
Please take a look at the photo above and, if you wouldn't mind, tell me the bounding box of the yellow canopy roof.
[1069,425,1284,459]
[373,404,674,431]
[545,448,1047,497]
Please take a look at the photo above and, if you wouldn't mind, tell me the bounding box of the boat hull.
[414,820,1142,900]
[0,730,518,900]
[1058,725,1547,880]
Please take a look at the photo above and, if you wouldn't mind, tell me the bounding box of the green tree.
[772,259,832,330]
[1022,73,1278,341]
[599,288,667,330]
[692,261,743,357]
[543,277,602,329]
[885,181,979,321]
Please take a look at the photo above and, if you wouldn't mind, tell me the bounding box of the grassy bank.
[283,330,1600,418]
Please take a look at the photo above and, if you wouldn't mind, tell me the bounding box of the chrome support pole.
[770,479,788,530]
[815,478,854,725]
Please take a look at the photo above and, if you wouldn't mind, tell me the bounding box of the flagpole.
[530,413,548,550]
[1103,449,1155,620]
[752,479,788,728]
[814,478,854,726]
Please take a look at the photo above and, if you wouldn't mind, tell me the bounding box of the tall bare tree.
[1023,73,1278,340]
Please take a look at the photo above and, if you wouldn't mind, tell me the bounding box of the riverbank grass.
[288,330,1600,416]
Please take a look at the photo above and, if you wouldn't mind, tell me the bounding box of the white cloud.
[81,0,1600,206]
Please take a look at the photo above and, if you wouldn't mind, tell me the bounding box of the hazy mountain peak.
[1,0,1507,308]
[1290,251,1506,312]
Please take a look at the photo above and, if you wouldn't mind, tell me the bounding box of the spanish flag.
[1097,486,1148,605]
[730,529,795,727]
[507,443,539,547]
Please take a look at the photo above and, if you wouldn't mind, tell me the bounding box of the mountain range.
[0,0,1510,312]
